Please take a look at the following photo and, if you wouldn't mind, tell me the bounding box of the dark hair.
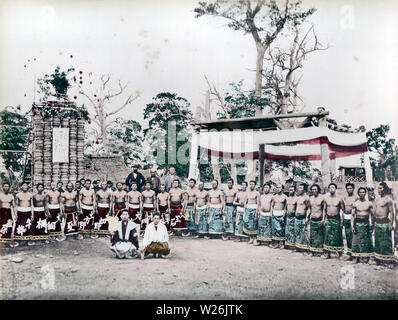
[212,180,218,184]
[36,183,44,188]
[345,183,355,189]
[189,178,196,184]
[263,183,271,189]
[249,180,256,184]
[173,178,180,183]
[153,212,160,218]
[131,182,138,186]
[93,180,98,184]
[328,183,337,189]
[357,187,367,195]
[120,209,129,215]
[116,182,122,186]
[145,181,151,185]
[2,182,10,187]
[160,183,166,187]
[289,185,296,191]
[379,182,392,195]
[298,183,307,191]
[227,178,234,184]
[242,181,248,186]
[57,181,63,185]
[85,179,91,183]
[20,181,29,187]
[311,184,321,192]
[107,180,113,185]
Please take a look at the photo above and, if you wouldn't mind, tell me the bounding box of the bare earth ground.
[0,236,397,300]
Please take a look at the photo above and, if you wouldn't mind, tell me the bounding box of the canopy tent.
[196,127,367,161]
[188,111,372,187]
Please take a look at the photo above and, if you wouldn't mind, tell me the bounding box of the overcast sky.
[0,0,397,143]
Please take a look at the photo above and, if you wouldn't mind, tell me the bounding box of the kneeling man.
[110,209,139,259]
[141,213,170,260]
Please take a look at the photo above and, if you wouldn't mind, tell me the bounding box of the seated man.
[141,213,170,260]
[110,209,139,259]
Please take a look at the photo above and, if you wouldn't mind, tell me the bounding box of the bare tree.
[78,75,140,154]
[262,26,328,116]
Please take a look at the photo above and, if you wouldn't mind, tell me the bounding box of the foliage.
[272,160,321,183]
[216,80,270,119]
[30,102,89,121]
[366,124,397,179]
[37,65,75,97]
[194,0,316,41]
[143,93,193,178]
[106,118,144,166]
[0,106,31,187]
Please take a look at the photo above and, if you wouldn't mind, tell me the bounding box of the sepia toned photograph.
[0,0,397,303]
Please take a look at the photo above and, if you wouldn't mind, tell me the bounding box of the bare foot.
[91,234,99,239]
[194,235,200,239]
[222,236,227,241]
[140,251,145,260]
[56,235,66,242]
[204,236,210,240]
[253,239,258,246]
[27,241,35,246]
[248,239,253,244]
[322,254,330,259]
[77,235,84,240]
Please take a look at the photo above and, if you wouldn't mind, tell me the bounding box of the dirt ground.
[0,236,397,300]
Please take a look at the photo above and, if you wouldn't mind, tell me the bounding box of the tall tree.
[0,106,31,187]
[195,0,315,114]
[366,124,396,180]
[143,93,193,178]
[79,75,140,154]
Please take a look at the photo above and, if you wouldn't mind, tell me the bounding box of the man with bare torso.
[78,179,96,239]
[183,178,198,237]
[243,180,260,245]
[169,179,187,235]
[373,182,395,266]
[31,183,49,243]
[308,184,325,256]
[157,183,171,233]
[285,185,297,249]
[295,183,310,254]
[223,178,237,240]
[234,181,248,242]
[351,187,374,264]
[257,183,273,246]
[127,182,142,229]
[113,182,127,220]
[0,182,15,246]
[270,184,287,249]
[342,183,357,259]
[207,180,225,238]
[196,181,209,239]
[93,181,112,237]
[141,181,156,234]
[60,182,80,240]
[46,182,63,240]
[14,181,34,245]
[323,183,344,259]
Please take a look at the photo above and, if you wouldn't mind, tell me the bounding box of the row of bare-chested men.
[0,178,396,266]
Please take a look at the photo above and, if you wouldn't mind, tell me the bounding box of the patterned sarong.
[0,208,13,243]
[93,204,110,235]
[144,241,170,256]
[309,217,324,253]
[208,206,223,235]
[64,207,78,236]
[243,205,258,235]
[271,210,285,241]
[31,208,49,240]
[374,221,394,262]
[223,205,235,235]
[285,212,296,248]
[351,220,373,257]
[158,205,170,231]
[185,204,197,232]
[196,206,208,234]
[343,217,352,254]
[294,214,308,250]
[128,203,141,225]
[78,204,94,234]
[114,202,125,221]
[141,204,154,232]
[170,203,187,231]
[234,207,248,238]
[14,208,32,241]
[257,211,272,242]
[324,216,344,253]
[47,205,62,236]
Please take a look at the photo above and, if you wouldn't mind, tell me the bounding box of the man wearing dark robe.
[125,164,146,192]
[110,209,139,259]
